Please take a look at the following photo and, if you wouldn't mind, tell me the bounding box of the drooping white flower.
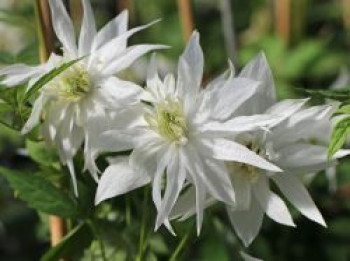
[0,0,165,195]
[95,31,283,234]
[170,53,350,246]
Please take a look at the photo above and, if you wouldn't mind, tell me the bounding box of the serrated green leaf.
[24,57,84,101]
[40,222,93,261]
[328,117,350,158]
[0,167,78,218]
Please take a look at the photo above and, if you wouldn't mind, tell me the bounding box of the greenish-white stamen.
[48,65,91,102]
[145,99,188,145]
[226,140,267,183]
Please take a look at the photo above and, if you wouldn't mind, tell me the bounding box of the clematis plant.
[95,31,284,235]
[0,0,164,194]
[0,1,348,260]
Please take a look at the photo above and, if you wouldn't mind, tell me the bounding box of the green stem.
[88,220,108,261]
[169,232,190,261]
[126,196,132,226]
[136,186,150,261]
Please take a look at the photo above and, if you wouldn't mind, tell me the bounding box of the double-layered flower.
[0,0,164,194]
[171,53,350,246]
[95,32,283,234]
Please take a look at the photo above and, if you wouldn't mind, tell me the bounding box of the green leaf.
[26,140,59,166]
[302,88,350,102]
[328,117,350,158]
[0,167,78,218]
[333,104,350,117]
[41,222,93,261]
[24,57,84,101]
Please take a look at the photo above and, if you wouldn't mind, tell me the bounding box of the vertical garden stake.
[35,0,68,250]
[274,0,291,44]
[177,0,195,42]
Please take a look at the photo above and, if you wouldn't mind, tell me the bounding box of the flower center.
[226,140,267,183]
[48,65,91,102]
[145,99,188,145]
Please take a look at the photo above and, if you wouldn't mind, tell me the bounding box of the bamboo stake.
[219,0,237,66]
[274,0,291,44]
[177,0,195,43]
[35,0,68,251]
[342,0,350,32]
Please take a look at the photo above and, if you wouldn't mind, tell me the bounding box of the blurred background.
[0,0,350,260]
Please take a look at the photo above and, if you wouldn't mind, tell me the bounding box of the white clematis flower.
[0,0,165,195]
[171,53,350,246]
[95,31,283,235]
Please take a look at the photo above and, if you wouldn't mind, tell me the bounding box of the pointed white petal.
[253,177,295,227]
[212,78,260,120]
[67,159,78,196]
[92,10,128,51]
[239,52,276,111]
[276,144,347,172]
[155,153,186,231]
[21,95,46,134]
[95,20,161,66]
[95,157,151,205]
[102,44,168,75]
[202,114,282,134]
[78,0,97,56]
[231,172,251,210]
[227,197,264,247]
[272,173,326,226]
[265,98,309,124]
[211,139,282,172]
[177,31,204,98]
[48,0,77,56]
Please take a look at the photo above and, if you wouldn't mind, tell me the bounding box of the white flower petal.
[91,10,128,51]
[78,0,97,56]
[102,44,168,76]
[48,0,77,56]
[253,176,295,227]
[211,139,282,172]
[201,114,282,134]
[155,152,186,231]
[177,31,203,97]
[272,173,326,226]
[95,157,151,205]
[276,144,345,171]
[97,77,142,108]
[265,98,309,124]
[212,77,260,120]
[227,197,264,247]
[231,172,251,210]
[21,94,46,134]
[95,20,161,67]
[239,52,276,112]
[67,159,79,196]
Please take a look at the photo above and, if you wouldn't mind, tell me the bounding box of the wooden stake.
[274,0,291,44]
[342,0,350,32]
[36,0,55,62]
[35,0,67,252]
[177,0,195,43]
